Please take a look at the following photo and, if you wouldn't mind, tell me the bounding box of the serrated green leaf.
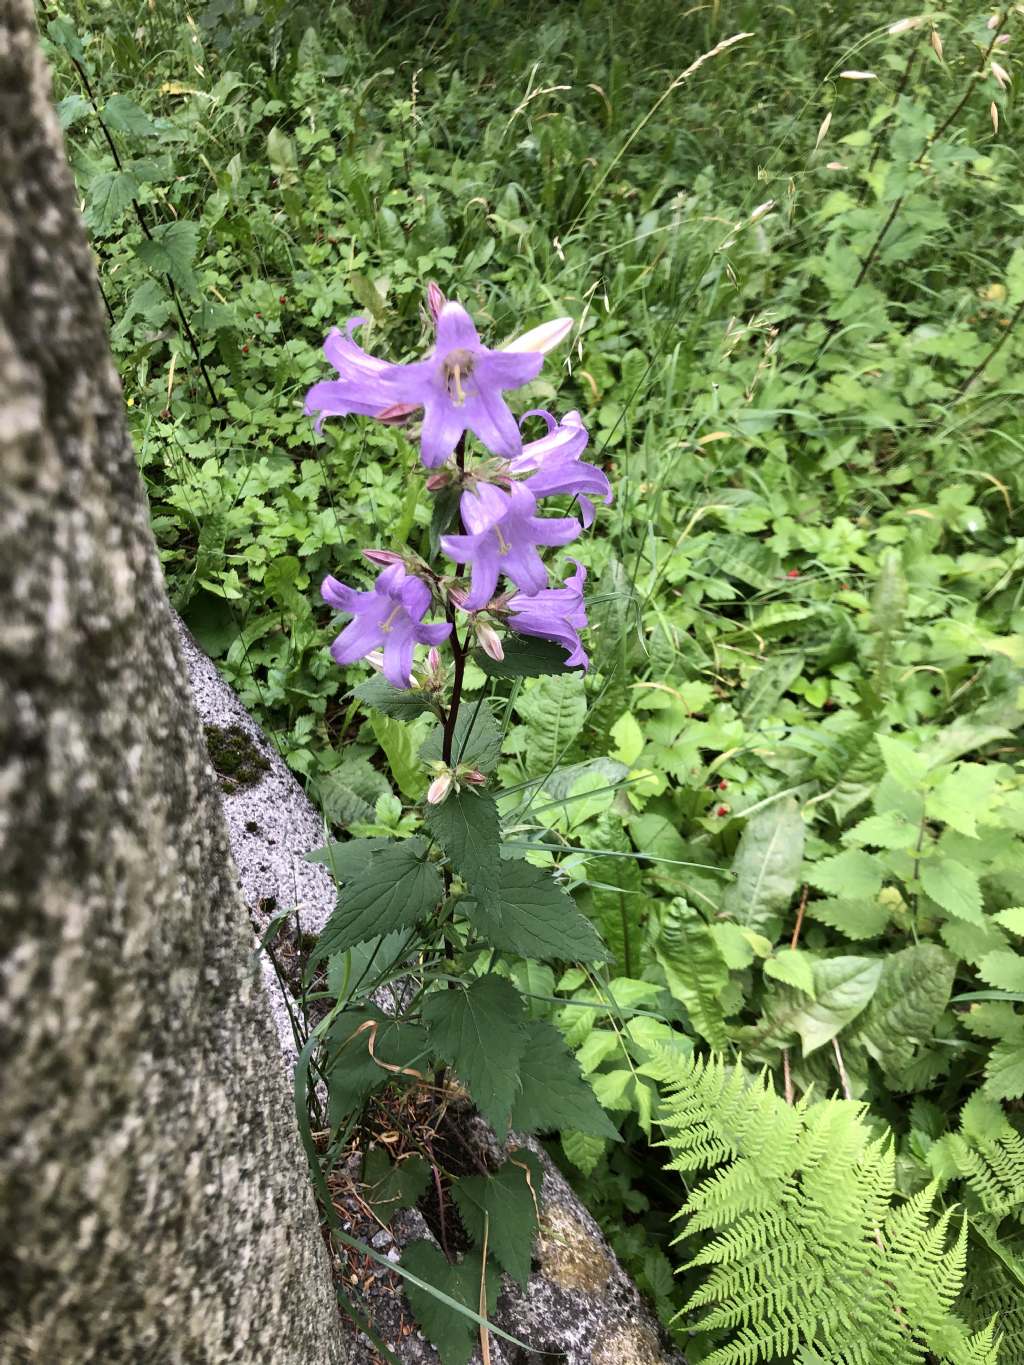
[470,859,609,963]
[316,756,390,827]
[371,710,430,801]
[134,219,200,294]
[313,838,442,961]
[477,638,573,682]
[654,898,730,1049]
[978,950,1024,993]
[857,944,955,1078]
[806,896,890,940]
[510,1020,620,1138]
[420,700,502,774]
[807,848,884,900]
[739,653,805,722]
[401,1242,499,1365]
[764,949,817,997]
[877,734,930,790]
[423,975,527,1140]
[424,789,500,901]
[721,798,805,939]
[920,858,983,923]
[325,1007,428,1123]
[610,712,645,766]
[514,672,587,776]
[985,1040,1024,1101]
[926,763,1001,838]
[85,169,139,230]
[993,907,1024,936]
[582,812,646,977]
[102,93,160,136]
[352,674,436,719]
[843,812,920,850]
[305,835,390,877]
[452,1152,542,1288]
[561,1129,607,1176]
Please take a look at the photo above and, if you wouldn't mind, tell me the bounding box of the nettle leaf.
[561,1129,607,1176]
[423,974,527,1140]
[325,1007,428,1124]
[807,848,883,900]
[985,1041,1024,1101]
[424,789,501,901]
[133,220,200,294]
[806,896,890,940]
[654,898,730,1049]
[85,169,140,231]
[510,1020,619,1139]
[305,835,390,877]
[857,945,956,1078]
[401,1242,499,1365]
[353,674,436,719]
[877,734,930,790]
[514,672,587,777]
[721,798,805,939]
[470,859,608,963]
[993,907,1024,936]
[978,951,1024,993]
[920,858,983,924]
[452,1151,543,1288]
[478,635,572,678]
[313,837,441,961]
[102,93,160,137]
[362,1150,431,1225]
[420,700,502,774]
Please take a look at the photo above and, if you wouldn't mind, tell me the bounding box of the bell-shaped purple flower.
[510,410,612,528]
[441,483,581,610]
[305,293,573,468]
[321,563,451,689]
[506,560,590,671]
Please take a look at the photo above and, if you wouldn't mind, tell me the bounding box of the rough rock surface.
[0,7,349,1361]
[179,642,685,1365]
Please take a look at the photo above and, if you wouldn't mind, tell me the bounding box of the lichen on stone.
[203,722,270,794]
[591,1322,668,1365]
[536,1204,613,1294]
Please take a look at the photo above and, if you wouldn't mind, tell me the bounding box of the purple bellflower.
[321,563,451,689]
[305,293,573,469]
[441,482,581,610]
[511,410,613,528]
[505,560,591,670]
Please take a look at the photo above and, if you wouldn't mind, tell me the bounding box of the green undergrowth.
[50,0,1024,1358]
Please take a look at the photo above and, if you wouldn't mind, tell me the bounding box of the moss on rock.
[203,723,269,795]
[536,1204,614,1294]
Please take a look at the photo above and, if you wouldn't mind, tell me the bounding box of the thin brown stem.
[790,883,809,951]
[955,295,1024,398]
[831,1036,852,1101]
[782,1047,794,1106]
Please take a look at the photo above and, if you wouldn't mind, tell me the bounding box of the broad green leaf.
[85,170,140,231]
[102,93,160,136]
[510,1020,620,1138]
[764,949,817,997]
[877,734,930,790]
[583,811,646,977]
[266,125,298,185]
[371,711,429,800]
[313,837,442,960]
[926,763,1001,838]
[133,219,200,294]
[315,756,390,827]
[424,789,501,901]
[993,907,1024,936]
[758,956,882,1056]
[57,92,91,130]
[985,1040,1024,1101]
[514,672,587,776]
[325,1007,428,1123]
[452,1152,543,1288]
[361,1150,431,1225]
[305,835,390,877]
[478,635,570,677]
[843,812,920,850]
[920,858,983,924]
[807,849,883,900]
[420,699,502,773]
[561,1129,607,1176]
[978,951,1024,993]
[423,974,527,1140]
[721,798,805,939]
[806,896,890,941]
[401,1242,499,1365]
[348,271,386,322]
[857,945,955,1077]
[1007,244,1024,308]
[654,898,730,1050]
[739,653,805,722]
[470,859,609,963]
[610,712,645,766]
[353,674,435,719]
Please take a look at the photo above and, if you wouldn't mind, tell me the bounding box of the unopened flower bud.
[427,772,453,805]
[366,650,385,672]
[503,317,573,355]
[475,621,504,661]
[375,401,421,426]
[427,647,442,674]
[363,549,405,566]
[425,472,451,491]
[426,282,446,320]
[461,769,486,786]
[991,61,1010,89]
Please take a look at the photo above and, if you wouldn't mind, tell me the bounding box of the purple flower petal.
[435,301,481,354]
[321,563,446,688]
[421,397,468,468]
[507,559,590,671]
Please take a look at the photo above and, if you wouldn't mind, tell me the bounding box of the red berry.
[255,311,261,317]
[716,805,730,817]
[718,780,728,790]
[787,568,801,578]
[242,345,249,353]
[279,295,287,304]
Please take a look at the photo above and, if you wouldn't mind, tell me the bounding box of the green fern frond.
[651,1051,988,1365]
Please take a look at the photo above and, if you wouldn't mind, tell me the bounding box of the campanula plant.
[302,285,619,1363]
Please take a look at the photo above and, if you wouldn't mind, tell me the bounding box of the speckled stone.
[0,8,349,1360]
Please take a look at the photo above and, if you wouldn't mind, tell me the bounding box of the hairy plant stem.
[441,433,469,766]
